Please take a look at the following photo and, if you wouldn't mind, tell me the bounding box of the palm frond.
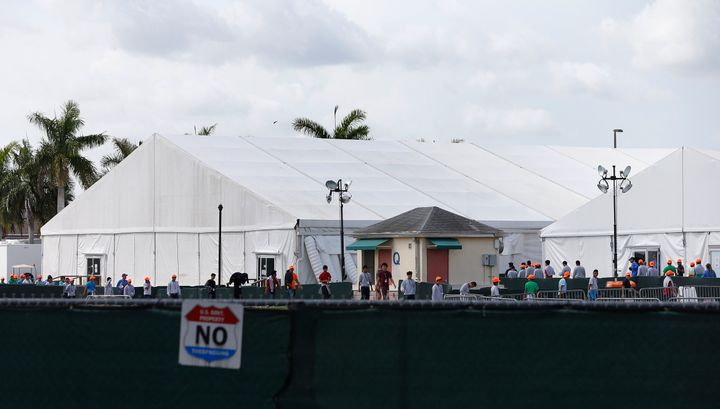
[336,109,367,134]
[344,125,371,140]
[197,124,217,136]
[292,118,331,139]
[67,155,98,189]
[76,133,107,148]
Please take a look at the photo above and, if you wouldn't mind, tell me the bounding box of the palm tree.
[2,140,41,243]
[196,124,217,136]
[292,108,371,140]
[29,100,106,213]
[101,137,138,174]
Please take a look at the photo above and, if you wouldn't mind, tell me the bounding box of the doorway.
[631,248,659,271]
[427,249,449,283]
[86,257,101,280]
[256,256,276,282]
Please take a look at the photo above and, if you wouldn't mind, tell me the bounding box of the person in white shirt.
[63,278,76,298]
[459,281,477,296]
[662,270,675,300]
[123,279,135,298]
[143,277,152,298]
[490,277,501,297]
[572,260,586,278]
[431,276,444,301]
[357,265,372,300]
[400,271,417,300]
[104,277,113,296]
[558,272,569,297]
[560,261,572,277]
[167,274,181,299]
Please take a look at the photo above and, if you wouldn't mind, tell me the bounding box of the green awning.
[430,238,462,250]
[346,239,389,251]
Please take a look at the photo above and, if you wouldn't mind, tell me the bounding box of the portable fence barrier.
[502,293,526,301]
[443,294,481,301]
[536,289,586,300]
[596,297,661,303]
[597,288,638,299]
[639,287,678,301]
[689,285,720,299]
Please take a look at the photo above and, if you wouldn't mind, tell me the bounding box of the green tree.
[1,140,41,243]
[29,100,106,213]
[292,108,371,140]
[101,137,138,174]
[196,124,217,136]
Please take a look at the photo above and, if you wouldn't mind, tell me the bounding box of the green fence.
[1,301,720,409]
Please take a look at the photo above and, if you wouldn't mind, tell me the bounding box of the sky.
[1,0,719,162]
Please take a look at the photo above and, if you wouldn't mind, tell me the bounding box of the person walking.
[637,259,648,277]
[694,259,705,277]
[507,267,518,279]
[459,281,477,296]
[265,270,279,299]
[504,263,517,278]
[376,263,395,300]
[676,259,685,277]
[543,260,555,278]
[228,271,248,299]
[629,257,639,278]
[663,259,676,275]
[662,270,675,300]
[319,265,332,299]
[560,261,571,277]
[490,277,501,297]
[86,276,97,297]
[704,263,717,278]
[524,275,539,300]
[358,265,372,300]
[518,264,528,279]
[63,278,76,299]
[534,263,543,278]
[123,279,135,298]
[588,269,599,301]
[167,274,181,299]
[143,277,152,298]
[205,273,217,299]
[431,276,444,301]
[647,261,659,276]
[400,271,417,300]
[285,267,300,299]
[104,277,113,296]
[116,273,128,291]
[558,272,569,298]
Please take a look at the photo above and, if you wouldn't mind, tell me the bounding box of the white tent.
[41,134,671,285]
[541,148,720,277]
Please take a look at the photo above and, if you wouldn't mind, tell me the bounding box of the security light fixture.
[326,180,338,190]
[325,178,352,280]
[597,163,633,277]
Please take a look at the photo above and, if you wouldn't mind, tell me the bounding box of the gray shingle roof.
[353,207,503,238]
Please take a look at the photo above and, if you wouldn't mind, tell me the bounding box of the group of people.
[504,260,588,279]
[627,257,716,278]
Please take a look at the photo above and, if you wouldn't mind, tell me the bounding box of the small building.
[347,207,504,286]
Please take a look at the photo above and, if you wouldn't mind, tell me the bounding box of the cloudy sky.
[1,0,719,158]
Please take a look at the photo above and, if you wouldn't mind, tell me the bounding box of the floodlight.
[326,193,332,204]
[621,180,633,193]
[597,165,608,177]
[340,192,352,204]
[345,180,352,189]
[597,181,609,193]
[622,166,631,178]
[325,180,338,190]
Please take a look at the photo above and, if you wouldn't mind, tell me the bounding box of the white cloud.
[550,62,615,96]
[628,0,720,70]
[462,106,554,136]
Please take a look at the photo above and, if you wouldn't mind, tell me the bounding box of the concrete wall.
[449,238,498,286]
[391,237,418,281]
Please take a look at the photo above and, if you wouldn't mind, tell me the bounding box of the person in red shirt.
[319,265,332,299]
[376,263,396,300]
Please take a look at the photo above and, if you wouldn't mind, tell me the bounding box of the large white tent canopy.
[542,148,720,276]
[41,134,672,285]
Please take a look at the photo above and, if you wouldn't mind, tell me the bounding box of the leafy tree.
[292,108,371,140]
[1,140,42,243]
[101,137,138,174]
[29,100,106,213]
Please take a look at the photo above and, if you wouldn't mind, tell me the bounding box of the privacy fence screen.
[2,299,719,409]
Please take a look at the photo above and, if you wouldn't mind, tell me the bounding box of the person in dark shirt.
[376,263,395,300]
[205,273,217,299]
[227,271,248,299]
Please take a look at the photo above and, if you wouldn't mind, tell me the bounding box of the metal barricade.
[595,297,660,303]
[536,289,586,300]
[597,288,638,299]
[88,295,132,299]
[502,293,526,301]
[478,295,518,302]
[688,286,720,299]
[638,287,676,301]
[443,294,480,301]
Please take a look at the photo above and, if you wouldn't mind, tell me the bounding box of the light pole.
[597,165,633,277]
[218,204,223,285]
[613,129,623,149]
[325,179,352,281]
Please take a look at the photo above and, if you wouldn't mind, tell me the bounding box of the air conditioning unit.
[482,254,497,267]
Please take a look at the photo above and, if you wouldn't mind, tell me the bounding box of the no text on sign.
[179,301,244,369]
